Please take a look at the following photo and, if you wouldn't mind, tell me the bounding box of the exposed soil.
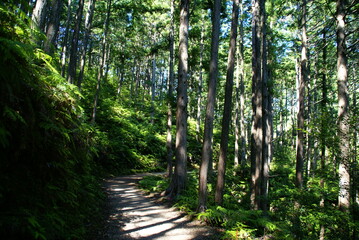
[98,173,219,240]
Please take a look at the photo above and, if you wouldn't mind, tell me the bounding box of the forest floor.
[98,173,219,240]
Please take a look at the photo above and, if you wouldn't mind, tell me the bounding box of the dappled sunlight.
[103,175,216,239]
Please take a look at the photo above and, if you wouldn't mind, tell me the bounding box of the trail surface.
[101,173,217,240]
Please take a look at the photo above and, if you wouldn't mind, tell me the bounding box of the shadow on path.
[100,173,218,240]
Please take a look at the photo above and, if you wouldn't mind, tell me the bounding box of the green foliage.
[174,172,201,215]
[197,207,277,239]
[187,118,203,166]
[77,63,168,175]
[139,175,169,193]
[0,5,103,239]
[90,99,167,174]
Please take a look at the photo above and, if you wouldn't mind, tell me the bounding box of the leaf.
[3,106,26,125]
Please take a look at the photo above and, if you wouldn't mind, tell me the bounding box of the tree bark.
[234,1,245,168]
[77,0,96,88]
[260,0,270,212]
[166,0,189,199]
[91,0,111,123]
[295,0,307,189]
[60,0,73,77]
[336,0,350,211]
[67,0,85,84]
[319,28,328,240]
[250,0,263,211]
[31,0,47,31]
[234,47,240,167]
[166,0,175,179]
[116,58,125,98]
[151,56,156,124]
[215,0,239,206]
[196,16,205,142]
[198,0,221,212]
[239,3,246,167]
[44,0,63,54]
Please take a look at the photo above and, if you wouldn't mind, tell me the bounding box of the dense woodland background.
[0,0,358,239]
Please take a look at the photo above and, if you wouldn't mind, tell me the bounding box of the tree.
[295,0,308,189]
[336,0,350,211]
[31,0,47,30]
[260,0,270,212]
[234,0,246,168]
[67,0,85,84]
[77,0,96,88]
[215,0,239,206]
[198,0,221,212]
[60,0,73,77]
[44,0,63,54]
[166,0,189,198]
[166,0,175,178]
[250,0,269,211]
[196,15,205,142]
[92,0,112,123]
[151,55,156,124]
[250,0,262,211]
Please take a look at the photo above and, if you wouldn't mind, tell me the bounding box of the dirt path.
[100,173,218,240]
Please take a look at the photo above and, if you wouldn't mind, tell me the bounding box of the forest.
[0,0,358,239]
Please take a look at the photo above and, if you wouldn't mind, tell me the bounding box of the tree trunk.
[32,0,47,30]
[116,58,125,98]
[198,0,221,212]
[295,0,307,189]
[151,56,156,124]
[166,0,189,199]
[215,0,239,206]
[44,0,62,54]
[67,0,85,84]
[91,0,111,123]
[293,2,308,236]
[250,0,263,211]
[77,0,96,88]
[260,0,270,212]
[235,1,246,168]
[196,16,205,142]
[239,6,246,167]
[319,29,328,240]
[166,0,175,179]
[234,47,240,167]
[336,0,350,211]
[60,0,73,77]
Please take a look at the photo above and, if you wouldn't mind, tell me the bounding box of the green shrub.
[0,5,103,239]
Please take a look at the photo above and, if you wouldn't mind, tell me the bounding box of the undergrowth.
[0,4,104,239]
[138,167,358,239]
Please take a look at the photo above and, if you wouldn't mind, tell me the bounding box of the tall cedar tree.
[166,0,175,178]
[234,1,246,167]
[250,0,269,211]
[67,0,84,84]
[60,0,73,77]
[198,0,221,212]
[78,0,96,88]
[196,15,205,141]
[166,0,189,198]
[44,0,63,54]
[296,0,308,189]
[32,0,47,30]
[336,0,350,211]
[260,0,270,212]
[215,0,239,206]
[92,0,111,123]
